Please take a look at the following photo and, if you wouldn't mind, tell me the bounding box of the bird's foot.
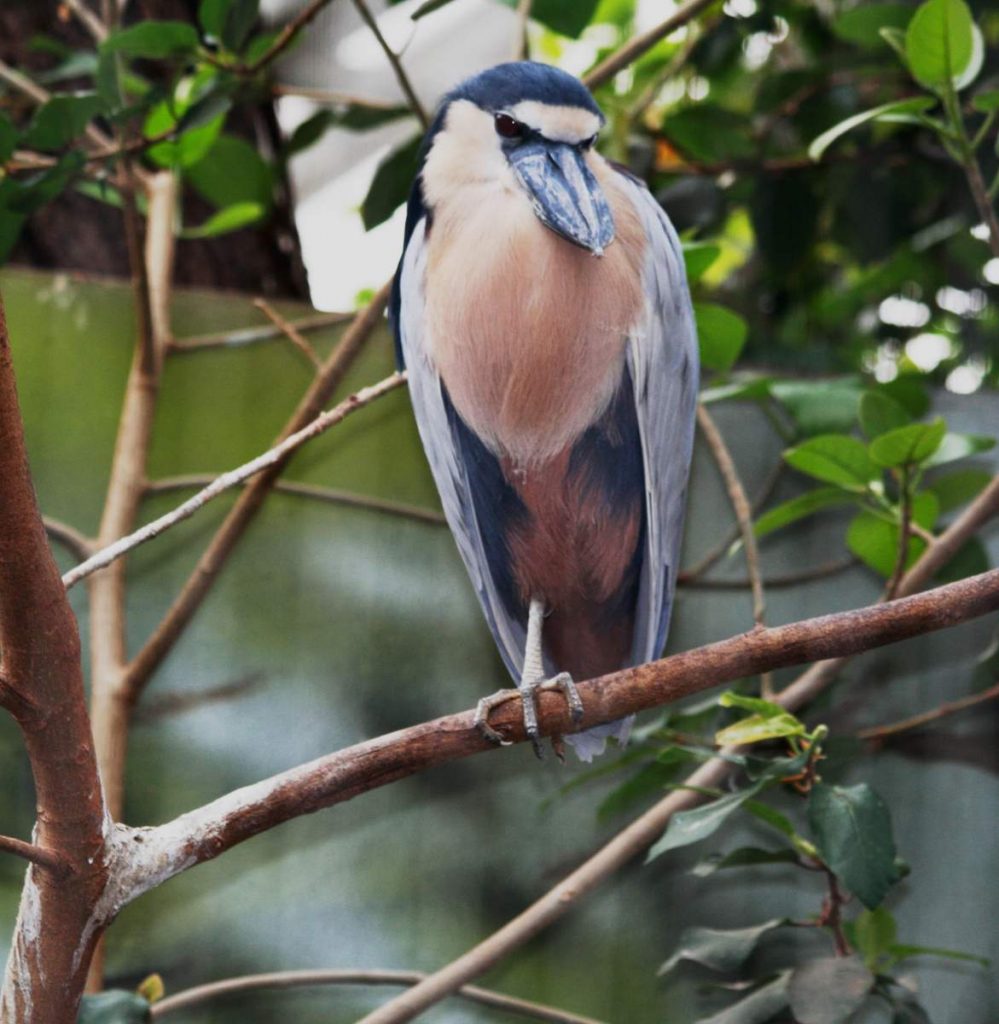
[474,672,584,760]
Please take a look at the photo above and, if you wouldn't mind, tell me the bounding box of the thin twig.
[168,311,352,354]
[0,835,69,875]
[243,0,341,73]
[886,467,912,600]
[123,280,392,698]
[271,83,405,109]
[819,868,851,957]
[43,516,95,562]
[583,0,718,90]
[132,674,265,725]
[344,478,999,1024]
[63,0,109,42]
[63,373,406,590]
[146,475,446,527]
[678,557,856,591]
[512,0,533,61]
[253,298,322,369]
[350,0,429,128]
[858,680,999,743]
[149,968,604,1023]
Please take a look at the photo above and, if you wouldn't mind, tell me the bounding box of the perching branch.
[105,566,999,915]
[63,373,406,590]
[149,968,604,1024]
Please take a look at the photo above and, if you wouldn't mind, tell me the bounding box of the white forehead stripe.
[508,101,601,144]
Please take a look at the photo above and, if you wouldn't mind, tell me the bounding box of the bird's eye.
[494,113,526,139]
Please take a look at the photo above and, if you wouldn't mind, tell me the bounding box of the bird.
[391,61,698,761]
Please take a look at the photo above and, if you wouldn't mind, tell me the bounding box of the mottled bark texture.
[0,295,108,1023]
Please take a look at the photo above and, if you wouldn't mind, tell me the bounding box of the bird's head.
[420,62,614,256]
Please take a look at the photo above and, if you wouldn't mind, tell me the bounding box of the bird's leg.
[474,598,584,759]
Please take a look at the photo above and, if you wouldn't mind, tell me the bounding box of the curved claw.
[474,688,518,746]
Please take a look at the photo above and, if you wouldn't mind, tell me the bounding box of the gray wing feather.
[398,219,528,677]
[617,175,699,667]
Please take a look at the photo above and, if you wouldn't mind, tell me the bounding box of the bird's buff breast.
[423,172,646,466]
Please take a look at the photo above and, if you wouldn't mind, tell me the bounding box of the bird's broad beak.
[509,141,615,256]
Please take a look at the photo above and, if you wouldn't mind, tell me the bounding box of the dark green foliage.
[77,991,151,1024]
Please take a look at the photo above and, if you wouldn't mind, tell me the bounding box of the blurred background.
[0,0,998,1021]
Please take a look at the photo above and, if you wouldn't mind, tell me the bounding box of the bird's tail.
[564,715,634,762]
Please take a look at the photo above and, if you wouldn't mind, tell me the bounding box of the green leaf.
[860,391,912,438]
[755,488,860,539]
[694,303,747,372]
[691,846,800,877]
[180,201,265,238]
[846,491,938,577]
[925,431,996,467]
[22,93,104,151]
[0,113,18,164]
[743,800,796,839]
[659,918,788,975]
[664,106,756,163]
[78,990,151,1023]
[770,379,863,435]
[888,942,990,967]
[597,753,694,822]
[904,0,975,92]
[973,89,999,112]
[361,134,422,230]
[718,692,786,717]
[869,418,946,467]
[699,377,772,405]
[497,0,600,39]
[683,243,721,283]
[784,435,878,490]
[808,783,900,909]
[411,0,457,18]
[144,82,229,170]
[184,135,273,211]
[199,0,229,37]
[788,956,874,1024]
[285,105,411,157]
[848,907,898,970]
[808,98,935,161]
[3,151,85,215]
[715,712,806,747]
[928,467,992,512]
[832,4,913,48]
[695,973,792,1024]
[220,0,260,50]
[647,782,764,861]
[102,20,200,59]
[934,537,989,583]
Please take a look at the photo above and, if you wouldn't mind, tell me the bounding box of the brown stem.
[123,281,392,698]
[512,0,533,61]
[168,311,352,354]
[0,836,68,875]
[583,0,719,90]
[964,148,999,262]
[149,968,603,1024]
[43,517,95,562]
[252,298,322,368]
[819,869,851,957]
[243,0,341,73]
[679,557,856,591]
[350,0,429,128]
[858,679,999,743]
[885,467,911,600]
[0,294,108,1024]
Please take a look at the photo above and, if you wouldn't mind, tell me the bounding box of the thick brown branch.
[149,968,603,1023]
[123,281,392,697]
[0,293,108,1023]
[112,567,999,908]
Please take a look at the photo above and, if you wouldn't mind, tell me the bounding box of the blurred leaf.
[199,0,229,36]
[904,0,975,91]
[694,972,792,1024]
[890,992,933,1023]
[881,377,930,418]
[78,990,151,1023]
[0,114,18,163]
[808,783,900,909]
[144,83,228,169]
[770,379,863,435]
[847,490,938,577]
[925,431,996,467]
[972,89,999,112]
[496,0,600,38]
[683,243,721,283]
[934,537,989,583]
[659,918,788,976]
[597,751,694,822]
[3,152,85,215]
[185,135,273,211]
[136,975,164,1004]
[928,467,993,512]
[362,134,422,230]
[285,105,412,157]
[691,846,800,877]
[718,692,787,717]
[219,0,260,50]
[694,303,747,372]
[180,201,265,238]
[888,942,990,967]
[412,0,458,17]
[788,956,874,1024]
[755,487,860,538]
[848,907,898,970]
[743,800,797,839]
[699,377,773,405]
[832,4,913,48]
[784,435,877,490]
[808,97,936,161]
[22,93,104,151]
[665,106,755,163]
[102,20,200,59]
[868,417,946,467]
[647,782,764,861]
[860,391,912,438]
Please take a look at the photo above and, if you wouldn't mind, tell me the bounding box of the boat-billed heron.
[391,62,698,761]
